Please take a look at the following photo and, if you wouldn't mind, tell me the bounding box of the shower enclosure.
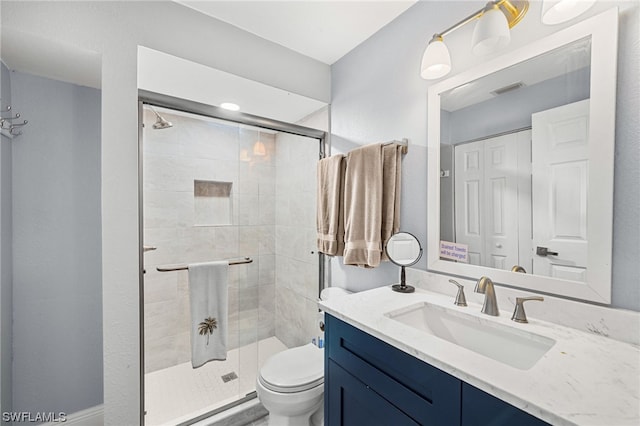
[139,93,326,425]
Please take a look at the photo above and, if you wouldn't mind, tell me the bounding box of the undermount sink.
[385,302,556,370]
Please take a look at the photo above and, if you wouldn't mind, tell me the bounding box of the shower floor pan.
[144,336,286,426]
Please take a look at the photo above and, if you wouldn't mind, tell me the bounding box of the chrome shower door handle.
[536,246,558,257]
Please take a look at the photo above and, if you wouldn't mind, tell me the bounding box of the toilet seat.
[259,343,324,393]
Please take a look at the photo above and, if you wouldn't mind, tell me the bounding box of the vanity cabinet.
[325,314,548,426]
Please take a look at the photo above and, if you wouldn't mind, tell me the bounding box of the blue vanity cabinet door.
[461,383,550,426]
[325,314,461,425]
[327,359,420,426]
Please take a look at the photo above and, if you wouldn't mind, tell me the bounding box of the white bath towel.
[188,261,229,368]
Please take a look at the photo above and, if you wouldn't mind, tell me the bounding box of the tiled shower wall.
[274,132,320,348]
[142,108,276,373]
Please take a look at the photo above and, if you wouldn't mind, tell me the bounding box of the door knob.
[536,246,558,257]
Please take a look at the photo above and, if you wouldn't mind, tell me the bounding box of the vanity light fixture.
[472,2,511,56]
[420,0,529,80]
[541,0,596,25]
[421,35,452,80]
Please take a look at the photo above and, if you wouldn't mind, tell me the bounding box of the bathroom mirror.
[386,232,423,293]
[427,9,618,303]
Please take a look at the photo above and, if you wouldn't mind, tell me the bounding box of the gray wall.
[0,61,13,420]
[330,1,639,311]
[10,71,102,415]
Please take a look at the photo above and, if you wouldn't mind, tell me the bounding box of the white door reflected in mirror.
[386,232,422,266]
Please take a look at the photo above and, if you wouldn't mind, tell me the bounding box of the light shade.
[541,0,596,25]
[252,141,266,156]
[472,7,511,56]
[420,37,452,80]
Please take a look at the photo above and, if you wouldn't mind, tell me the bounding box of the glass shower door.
[142,105,260,425]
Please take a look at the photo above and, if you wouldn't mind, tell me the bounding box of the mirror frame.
[427,8,618,304]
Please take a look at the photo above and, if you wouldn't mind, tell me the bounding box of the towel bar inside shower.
[156,257,253,272]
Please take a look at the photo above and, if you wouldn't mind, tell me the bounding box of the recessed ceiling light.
[220,102,240,111]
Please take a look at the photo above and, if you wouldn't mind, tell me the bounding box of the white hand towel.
[188,261,229,368]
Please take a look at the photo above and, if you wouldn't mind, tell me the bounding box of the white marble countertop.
[318,286,640,426]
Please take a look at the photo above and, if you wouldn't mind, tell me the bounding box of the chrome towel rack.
[382,138,408,153]
[156,257,253,272]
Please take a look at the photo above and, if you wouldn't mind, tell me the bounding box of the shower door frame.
[137,90,328,425]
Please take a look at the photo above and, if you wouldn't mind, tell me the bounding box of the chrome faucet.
[474,276,499,316]
[511,296,544,323]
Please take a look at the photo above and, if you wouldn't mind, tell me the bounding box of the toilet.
[256,287,351,426]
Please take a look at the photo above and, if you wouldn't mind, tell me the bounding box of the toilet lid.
[259,343,324,393]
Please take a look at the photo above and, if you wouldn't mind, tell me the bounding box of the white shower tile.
[239,227,260,257]
[145,335,178,374]
[144,190,180,229]
[143,227,182,266]
[258,226,275,255]
[144,155,193,192]
[259,284,275,314]
[174,331,191,366]
[145,300,178,342]
[238,162,260,195]
[258,255,275,285]
[259,193,276,225]
[275,286,312,348]
[238,194,260,226]
[142,116,183,158]
[144,272,178,304]
[212,226,239,259]
[174,191,195,228]
[275,197,291,227]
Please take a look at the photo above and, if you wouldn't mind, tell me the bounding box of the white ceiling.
[441,37,592,112]
[2,1,416,123]
[175,0,417,64]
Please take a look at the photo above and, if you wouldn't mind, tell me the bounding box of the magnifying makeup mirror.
[385,232,423,293]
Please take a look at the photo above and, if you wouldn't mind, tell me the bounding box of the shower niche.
[194,180,233,226]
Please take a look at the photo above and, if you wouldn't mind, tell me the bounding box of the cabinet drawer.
[326,314,461,425]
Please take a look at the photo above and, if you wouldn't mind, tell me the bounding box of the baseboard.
[41,404,103,426]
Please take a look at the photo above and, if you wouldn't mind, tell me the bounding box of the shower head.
[150,107,173,130]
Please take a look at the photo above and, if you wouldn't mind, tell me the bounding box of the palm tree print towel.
[188,261,229,368]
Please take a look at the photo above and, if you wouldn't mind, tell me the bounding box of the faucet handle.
[511,296,544,323]
[448,279,467,307]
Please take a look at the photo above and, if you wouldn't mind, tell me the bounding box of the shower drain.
[221,372,238,383]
